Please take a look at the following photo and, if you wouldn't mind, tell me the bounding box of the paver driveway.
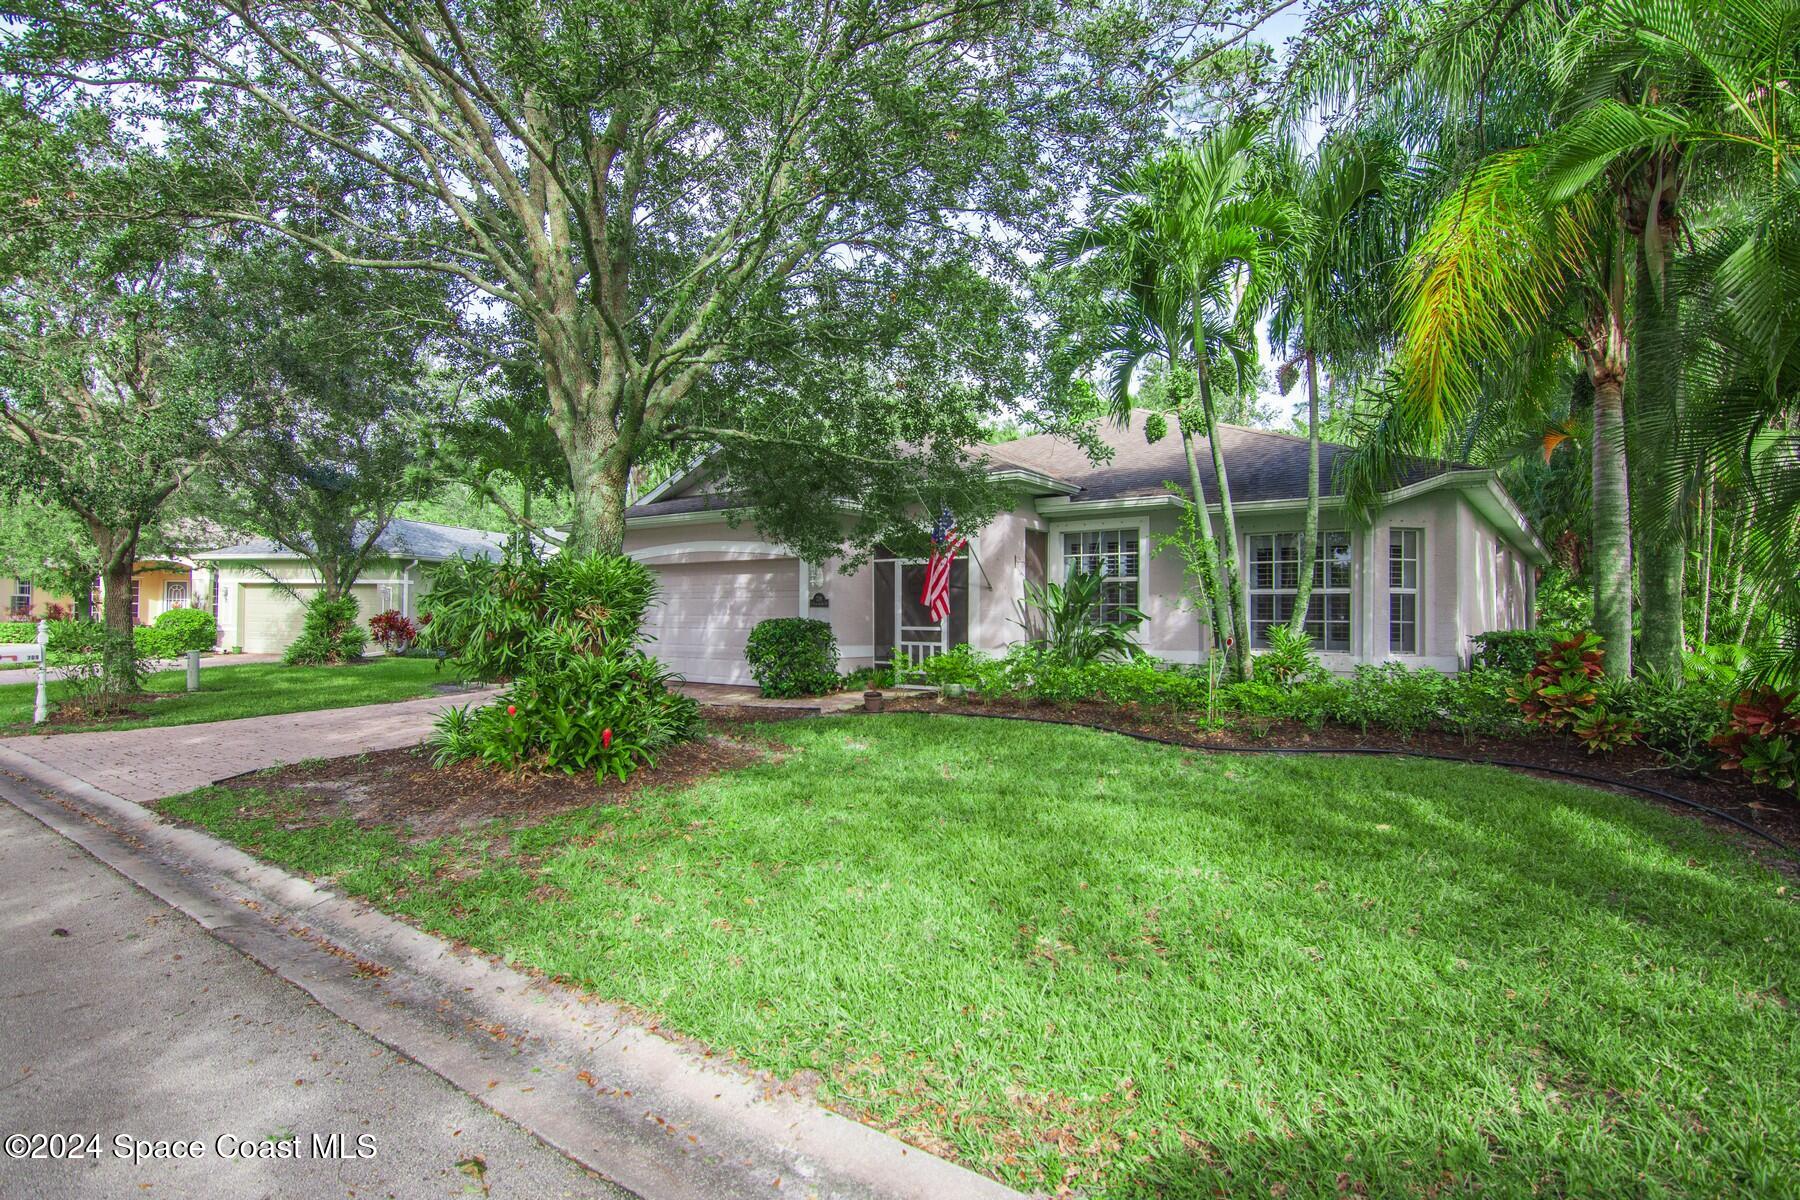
[0,690,495,802]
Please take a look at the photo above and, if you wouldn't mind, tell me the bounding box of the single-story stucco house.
[3,559,200,625]
[622,414,1546,684]
[194,519,508,654]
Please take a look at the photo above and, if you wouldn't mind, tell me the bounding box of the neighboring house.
[193,519,508,655]
[622,414,1546,685]
[1,559,200,624]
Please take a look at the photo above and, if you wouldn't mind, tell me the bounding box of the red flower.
[506,704,517,716]
[602,728,613,750]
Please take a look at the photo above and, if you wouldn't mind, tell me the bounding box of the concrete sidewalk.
[3,651,282,684]
[0,799,622,1200]
[2,690,494,802]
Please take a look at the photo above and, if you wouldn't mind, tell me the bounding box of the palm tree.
[1267,129,1407,636]
[1056,122,1295,678]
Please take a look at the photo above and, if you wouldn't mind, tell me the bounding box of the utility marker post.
[186,648,201,692]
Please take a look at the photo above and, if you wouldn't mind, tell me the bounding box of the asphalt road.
[0,799,633,1200]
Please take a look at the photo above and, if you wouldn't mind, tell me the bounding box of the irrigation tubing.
[852,706,1793,853]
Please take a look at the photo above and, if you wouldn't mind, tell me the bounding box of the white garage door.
[238,584,381,655]
[641,560,798,685]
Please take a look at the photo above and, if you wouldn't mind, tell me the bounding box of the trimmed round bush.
[745,618,839,698]
[283,594,368,665]
[137,607,218,659]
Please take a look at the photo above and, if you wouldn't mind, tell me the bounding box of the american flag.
[921,508,967,623]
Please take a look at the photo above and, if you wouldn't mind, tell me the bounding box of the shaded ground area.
[883,693,1800,859]
[0,800,625,1200]
[158,714,1800,1199]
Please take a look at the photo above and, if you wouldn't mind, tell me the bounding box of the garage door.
[238,584,382,655]
[641,560,798,685]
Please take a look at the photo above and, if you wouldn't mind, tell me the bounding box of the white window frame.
[1245,531,1353,652]
[1053,520,1147,625]
[1388,528,1423,655]
[9,578,30,616]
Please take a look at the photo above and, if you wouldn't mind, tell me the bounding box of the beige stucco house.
[623,414,1545,685]
[193,519,507,655]
[3,559,199,625]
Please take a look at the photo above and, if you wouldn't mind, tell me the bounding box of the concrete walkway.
[676,682,870,714]
[3,652,282,684]
[0,799,623,1200]
[2,691,494,802]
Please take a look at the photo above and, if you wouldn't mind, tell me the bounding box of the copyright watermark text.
[5,1132,378,1164]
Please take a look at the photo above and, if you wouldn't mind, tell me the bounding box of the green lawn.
[159,716,1800,1198]
[1,657,458,733]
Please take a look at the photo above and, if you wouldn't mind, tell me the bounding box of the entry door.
[896,562,947,667]
[163,580,189,608]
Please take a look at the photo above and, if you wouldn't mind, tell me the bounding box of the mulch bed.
[214,717,784,840]
[878,692,1800,862]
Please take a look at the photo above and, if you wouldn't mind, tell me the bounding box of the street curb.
[0,746,1025,1200]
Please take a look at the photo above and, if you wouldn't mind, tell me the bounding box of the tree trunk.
[562,442,631,557]
[1194,370,1251,679]
[1697,473,1713,647]
[1176,417,1235,672]
[1631,249,1687,681]
[91,523,141,694]
[1589,369,1633,677]
[1287,352,1322,638]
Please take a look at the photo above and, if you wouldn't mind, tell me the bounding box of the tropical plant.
[420,546,699,783]
[1710,687,1800,794]
[1053,121,1297,679]
[283,594,366,666]
[1017,571,1147,666]
[1254,625,1323,686]
[1267,128,1407,631]
[367,610,418,655]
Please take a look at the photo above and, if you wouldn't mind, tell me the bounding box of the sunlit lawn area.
[0,657,455,733]
[160,715,1800,1198]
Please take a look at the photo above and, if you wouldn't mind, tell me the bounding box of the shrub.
[1470,629,1557,674]
[1510,633,1635,753]
[1254,626,1323,685]
[745,617,840,698]
[283,594,368,665]
[1439,669,1530,739]
[1092,657,1206,710]
[1607,670,1731,768]
[46,618,106,665]
[1331,663,1450,737]
[419,547,655,681]
[0,620,37,644]
[1710,687,1800,794]
[137,608,217,660]
[368,609,418,654]
[1017,571,1145,665]
[422,546,700,783]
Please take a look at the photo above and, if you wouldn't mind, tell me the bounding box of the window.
[1061,528,1141,624]
[1389,529,1421,653]
[130,579,140,623]
[1247,532,1352,651]
[8,578,30,617]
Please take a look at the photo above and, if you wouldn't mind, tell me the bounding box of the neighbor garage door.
[238,583,382,655]
[641,559,798,685]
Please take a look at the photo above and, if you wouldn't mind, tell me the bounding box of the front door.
[897,562,947,667]
[872,552,969,667]
[163,580,189,608]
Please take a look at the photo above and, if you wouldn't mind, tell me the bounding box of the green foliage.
[1470,629,1559,674]
[44,617,104,664]
[1331,663,1449,738]
[1604,670,1732,769]
[1711,688,1800,795]
[1511,633,1637,753]
[0,621,38,643]
[136,607,216,659]
[1254,626,1323,685]
[282,594,367,666]
[744,618,840,699]
[421,547,698,783]
[1018,571,1146,665]
[1534,567,1592,634]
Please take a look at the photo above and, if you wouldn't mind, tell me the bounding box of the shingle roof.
[983,411,1445,505]
[197,517,509,563]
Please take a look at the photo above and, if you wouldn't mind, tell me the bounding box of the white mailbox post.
[33,619,48,725]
